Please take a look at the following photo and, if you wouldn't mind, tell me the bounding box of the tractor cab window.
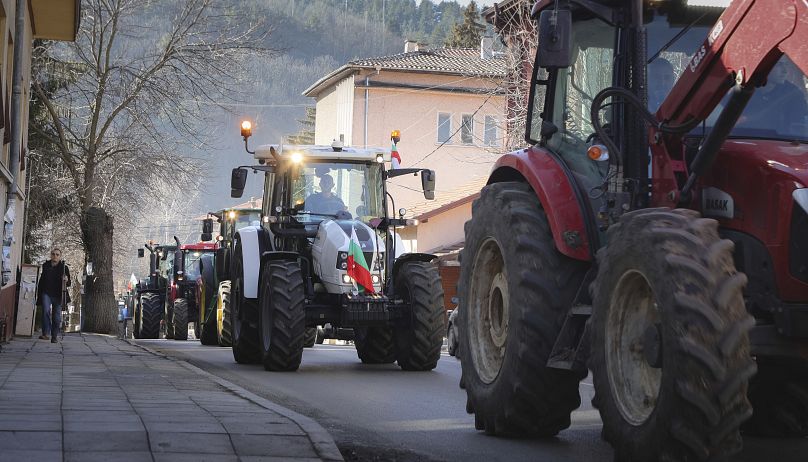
[233,211,261,231]
[183,251,214,280]
[290,162,383,224]
[539,16,615,180]
[645,9,721,112]
[726,56,808,142]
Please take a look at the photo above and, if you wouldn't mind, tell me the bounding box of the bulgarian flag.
[391,141,402,169]
[347,226,375,293]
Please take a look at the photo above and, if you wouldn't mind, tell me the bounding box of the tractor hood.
[311,219,405,294]
[699,139,808,243]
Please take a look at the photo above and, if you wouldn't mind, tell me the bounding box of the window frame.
[437,112,453,144]
[460,114,474,145]
[484,115,499,146]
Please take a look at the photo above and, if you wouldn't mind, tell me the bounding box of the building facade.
[0,0,79,341]
[303,40,507,212]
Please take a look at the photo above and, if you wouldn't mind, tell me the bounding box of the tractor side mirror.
[231,168,248,198]
[137,248,144,258]
[201,218,214,242]
[421,169,436,200]
[537,9,573,68]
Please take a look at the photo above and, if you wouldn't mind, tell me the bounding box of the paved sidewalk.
[0,334,343,461]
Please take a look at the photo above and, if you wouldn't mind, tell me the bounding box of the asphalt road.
[138,339,807,462]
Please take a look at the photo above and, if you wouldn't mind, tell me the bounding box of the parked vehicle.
[457,0,808,460]
[229,125,443,371]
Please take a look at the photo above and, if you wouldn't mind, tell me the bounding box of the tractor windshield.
[290,162,383,224]
[183,250,215,280]
[647,10,808,142]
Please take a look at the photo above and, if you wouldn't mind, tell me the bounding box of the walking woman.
[36,247,71,341]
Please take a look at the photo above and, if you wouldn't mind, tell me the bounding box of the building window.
[461,115,474,145]
[437,112,452,143]
[484,115,498,146]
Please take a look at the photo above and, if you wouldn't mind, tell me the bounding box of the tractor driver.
[305,174,346,215]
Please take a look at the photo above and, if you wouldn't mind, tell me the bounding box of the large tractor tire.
[172,298,189,341]
[590,208,756,461]
[355,326,395,364]
[217,281,233,347]
[458,181,587,436]
[303,327,317,348]
[139,293,162,340]
[743,358,808,437]
[315,326,325,344]
[393,261,444,371]
[231,244,261,364]
[259,260,306,371]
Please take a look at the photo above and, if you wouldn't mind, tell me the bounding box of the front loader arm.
[650,0,807,206]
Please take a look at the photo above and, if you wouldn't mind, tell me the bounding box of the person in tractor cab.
[736,57,808,135]
[305,174,346,215]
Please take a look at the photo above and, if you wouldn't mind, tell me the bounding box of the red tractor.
[163,237,218,341]
[458,0,808,460]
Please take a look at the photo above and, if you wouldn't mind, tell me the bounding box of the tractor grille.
[790,202,808,283]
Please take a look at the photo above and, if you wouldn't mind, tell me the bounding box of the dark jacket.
[37,261,71,303]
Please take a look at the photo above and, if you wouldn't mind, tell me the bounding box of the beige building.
[303,40,507,212]
[0,0,79,341]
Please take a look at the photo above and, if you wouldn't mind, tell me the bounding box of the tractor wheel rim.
[469,238,509,384]
[606,269,662,426]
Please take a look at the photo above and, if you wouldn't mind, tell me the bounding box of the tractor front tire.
[259,260,306,371]
[393,261,444,371]
[218,281,233,347]
[231,245,261,364]
[315,326,325,344]
[590,208,756,461]
[303,327,317,348]
[743,358,808,437]
[173,298,189,341]
[355,327,395,364]
[139,293,162,340]
[458,181,587,436]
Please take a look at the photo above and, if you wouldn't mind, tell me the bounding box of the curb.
[125,338,344,461]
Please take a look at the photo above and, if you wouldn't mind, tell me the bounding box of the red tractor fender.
[488,146,593,262]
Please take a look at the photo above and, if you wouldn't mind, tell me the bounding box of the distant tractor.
[133,242,175,339]
[199,207,261,346]
[228,123,443,372]
[163,237,218,341]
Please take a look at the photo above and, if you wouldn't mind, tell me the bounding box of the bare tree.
[30,0,272,333]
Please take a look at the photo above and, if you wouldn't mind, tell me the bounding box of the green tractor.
[199,206,261,346]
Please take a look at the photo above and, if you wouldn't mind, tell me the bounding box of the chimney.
[404,40,419,53]
[480,36,494,59]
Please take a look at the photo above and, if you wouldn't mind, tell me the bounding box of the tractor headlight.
[373,253,385,271]
[336,252,349,269]
[371,274,381,284]
[341,274,352,284]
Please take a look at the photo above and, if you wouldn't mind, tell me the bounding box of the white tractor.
[229,125,444,372]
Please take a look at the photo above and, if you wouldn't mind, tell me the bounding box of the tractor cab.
[259,145,393,294]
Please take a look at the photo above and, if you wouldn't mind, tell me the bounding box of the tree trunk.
[80,206,116,334]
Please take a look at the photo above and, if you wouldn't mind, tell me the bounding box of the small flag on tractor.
[391,141,402,169]
[347,226,375,293]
